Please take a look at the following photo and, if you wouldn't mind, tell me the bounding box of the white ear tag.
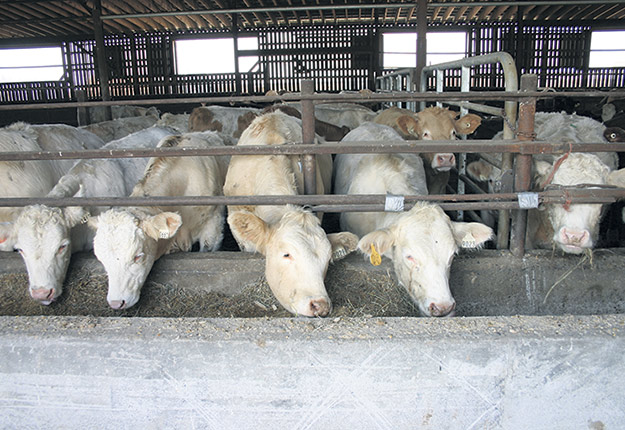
[462,232,477,248]
[159,230,170,239]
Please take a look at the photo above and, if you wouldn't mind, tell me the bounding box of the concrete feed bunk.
[1,249,625,428]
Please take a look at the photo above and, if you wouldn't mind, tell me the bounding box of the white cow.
[334,122,494,317]
[467,111,623,254]
[6,126,174,305]
[286,102,376,130]
[88,131,229,309]
[224,111,358,317]
[0,122,105,251]
[81,114,160,142]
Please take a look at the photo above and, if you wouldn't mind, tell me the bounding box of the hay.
[0,254,419,318]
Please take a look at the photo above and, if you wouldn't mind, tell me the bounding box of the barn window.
[174,37,259,74]
[0,47,64,83]
[589,31,625,68]
[382,32,466,69]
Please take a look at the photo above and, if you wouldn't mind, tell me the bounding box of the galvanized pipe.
[510,74,539,257]
[2,90,625,112]
[300,80,317,195]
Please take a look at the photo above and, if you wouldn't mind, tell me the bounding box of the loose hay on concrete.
[0,254,419,318]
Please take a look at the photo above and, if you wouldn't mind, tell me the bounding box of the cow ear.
[608,168,625,188]
[327,231,359,262]
[396,115,419,139]
[451,222,494,249]
[455,114,482,135]
[0,222,16,251]
[358,229,395,258]
[533,160,552,187]
[228,210,270,253]
[142,212,182,241]
[466,160,494,182]
[64,206,90,228]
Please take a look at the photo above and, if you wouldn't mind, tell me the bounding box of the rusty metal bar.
[1,140,621,163]
[510,74,539,257]
[2,90,625,112]
[2,188,622,209]
[300,80,317,195]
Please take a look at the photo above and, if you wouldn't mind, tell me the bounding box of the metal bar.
[301,80,317,195]
[1,188,622,209]
[3,90,625,112]
[510,74,539,258]
[0,139,621,162]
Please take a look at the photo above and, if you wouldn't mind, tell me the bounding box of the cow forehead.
[94,212,146,255]
[15,206,68,243]
[552,154,609,185]
[394,208,458,256]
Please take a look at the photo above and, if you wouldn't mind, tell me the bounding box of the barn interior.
[1,1,625,427]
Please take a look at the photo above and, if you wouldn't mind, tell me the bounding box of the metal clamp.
[518,192,539,209]
[384,194,405,212]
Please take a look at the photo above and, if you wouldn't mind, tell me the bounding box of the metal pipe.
[0,140,620,162]
[510,74,538,257]
[300,80,317,195]
[3,90,625,112]
[1,188,621,209]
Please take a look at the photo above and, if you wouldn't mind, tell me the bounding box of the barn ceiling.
[0,0,624,41]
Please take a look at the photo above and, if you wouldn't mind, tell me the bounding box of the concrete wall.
[1,315,623,429]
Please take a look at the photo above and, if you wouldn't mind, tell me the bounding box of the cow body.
[89,131,229,309]
[224,111,358,317]
[373,106,481,194]
[334,122,493,317]
[6,126,174,305]
[188,105,261,138]
[0,123,105,250]
[81,114,159,142]
[262,104,351,141]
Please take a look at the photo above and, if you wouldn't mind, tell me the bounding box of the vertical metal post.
[92,0,111,121]
[301,80,317,195]
[415,0,427,92]
[76,90,88,126]
[510,74,538,257]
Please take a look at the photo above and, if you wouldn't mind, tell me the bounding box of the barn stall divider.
[2,71,625,428]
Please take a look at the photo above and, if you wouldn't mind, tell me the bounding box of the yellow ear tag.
[370,244,382,266]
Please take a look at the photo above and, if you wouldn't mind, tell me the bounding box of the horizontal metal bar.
[2,90,625,112]
[0,140,623,163]
[1,188,623,210]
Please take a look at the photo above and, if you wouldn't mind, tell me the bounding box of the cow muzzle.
[432,153,456,172]
[556,227,592,254]
[428,300,456,317]
[30,287,56,305]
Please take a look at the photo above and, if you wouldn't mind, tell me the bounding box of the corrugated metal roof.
[0,0,624,41]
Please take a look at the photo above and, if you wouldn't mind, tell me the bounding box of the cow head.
[534,153,614,254]
[228,207,358,317]
[89,209,182,310]
[9,204,88,305]
[396,107,481,172]
[358,203,493,317]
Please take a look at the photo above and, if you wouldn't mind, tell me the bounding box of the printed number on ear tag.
[462,232,476,248]
[370,244,382,266]
[159,230,170,239]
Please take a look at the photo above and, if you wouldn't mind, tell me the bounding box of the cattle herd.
[1,102,624,318]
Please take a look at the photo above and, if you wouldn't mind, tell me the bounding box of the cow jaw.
[14,206,75,305]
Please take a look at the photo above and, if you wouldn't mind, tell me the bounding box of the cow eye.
[406,255,417,265]
[57,244,68,254]
[283,253,291,259]
[422,131,430,138]
[610,133,617,139]
[133,253,145,263]
[15,247,23,254]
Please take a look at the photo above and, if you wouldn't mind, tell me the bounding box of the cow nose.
[429,301,456,317]
[436,153,456,168]
[109,300,126,310]
[561,228,590,247]
[30,288,55,304]
[308,297,331,317]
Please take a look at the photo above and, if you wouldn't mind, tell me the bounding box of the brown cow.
[188,105,261,139]
[373,106,481,194]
